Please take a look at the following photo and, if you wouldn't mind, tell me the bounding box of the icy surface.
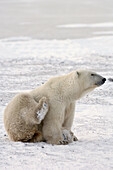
[93,31,113,35]
[0,36,113,170]
[58,22,113,28]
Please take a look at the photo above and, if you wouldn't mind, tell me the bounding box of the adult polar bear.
[4,70,106,145]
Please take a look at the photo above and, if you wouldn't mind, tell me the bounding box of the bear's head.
[74,70,106,99]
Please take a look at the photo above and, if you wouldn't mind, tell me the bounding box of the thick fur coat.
[4,70,106,144]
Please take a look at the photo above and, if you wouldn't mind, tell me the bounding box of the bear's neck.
[59,73,81,102]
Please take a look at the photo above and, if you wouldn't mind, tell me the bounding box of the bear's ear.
[76,71,80,77]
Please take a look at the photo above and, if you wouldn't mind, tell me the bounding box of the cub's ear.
[76,71,80,77]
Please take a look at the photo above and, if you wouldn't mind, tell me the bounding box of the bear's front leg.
[42,124,63,145]
[42,103,69,145]
[63,102,78,142]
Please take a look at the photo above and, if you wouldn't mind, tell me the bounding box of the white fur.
[4,70,105,144]
[37,103,48,123]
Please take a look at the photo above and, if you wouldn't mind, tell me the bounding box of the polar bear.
[4,70,106,144]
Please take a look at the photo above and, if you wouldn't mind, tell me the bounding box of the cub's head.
[75,70,106,98]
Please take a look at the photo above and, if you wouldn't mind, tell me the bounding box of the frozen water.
[58,22,113,28]
[1,0,113,39]
[0,36,113,169]
[93,31,113,35]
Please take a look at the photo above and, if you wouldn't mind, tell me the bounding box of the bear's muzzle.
[95,77,106,86]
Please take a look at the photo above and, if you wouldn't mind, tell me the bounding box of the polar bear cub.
[4,94,49,142]
[4,70,106,144]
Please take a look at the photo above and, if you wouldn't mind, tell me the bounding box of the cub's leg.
[25,97,48,143]
[22,97,49,142]
[4,93,48,142]
[36,98,48,124]
[24,96,49,125]
[28,131,43,143]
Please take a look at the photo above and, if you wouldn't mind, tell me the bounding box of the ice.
[0,36,113,169]
[93,31,113,35]
[58,22,113,28]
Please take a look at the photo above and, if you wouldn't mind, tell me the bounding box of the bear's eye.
[91,74,94,76]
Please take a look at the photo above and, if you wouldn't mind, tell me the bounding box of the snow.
[58,22,113,28]
[0,36,113,170]
[93,31,113,35]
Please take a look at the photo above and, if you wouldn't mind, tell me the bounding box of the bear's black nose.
[102,78,106,83]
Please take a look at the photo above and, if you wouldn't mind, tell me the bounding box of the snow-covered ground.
[0,36,113,170]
